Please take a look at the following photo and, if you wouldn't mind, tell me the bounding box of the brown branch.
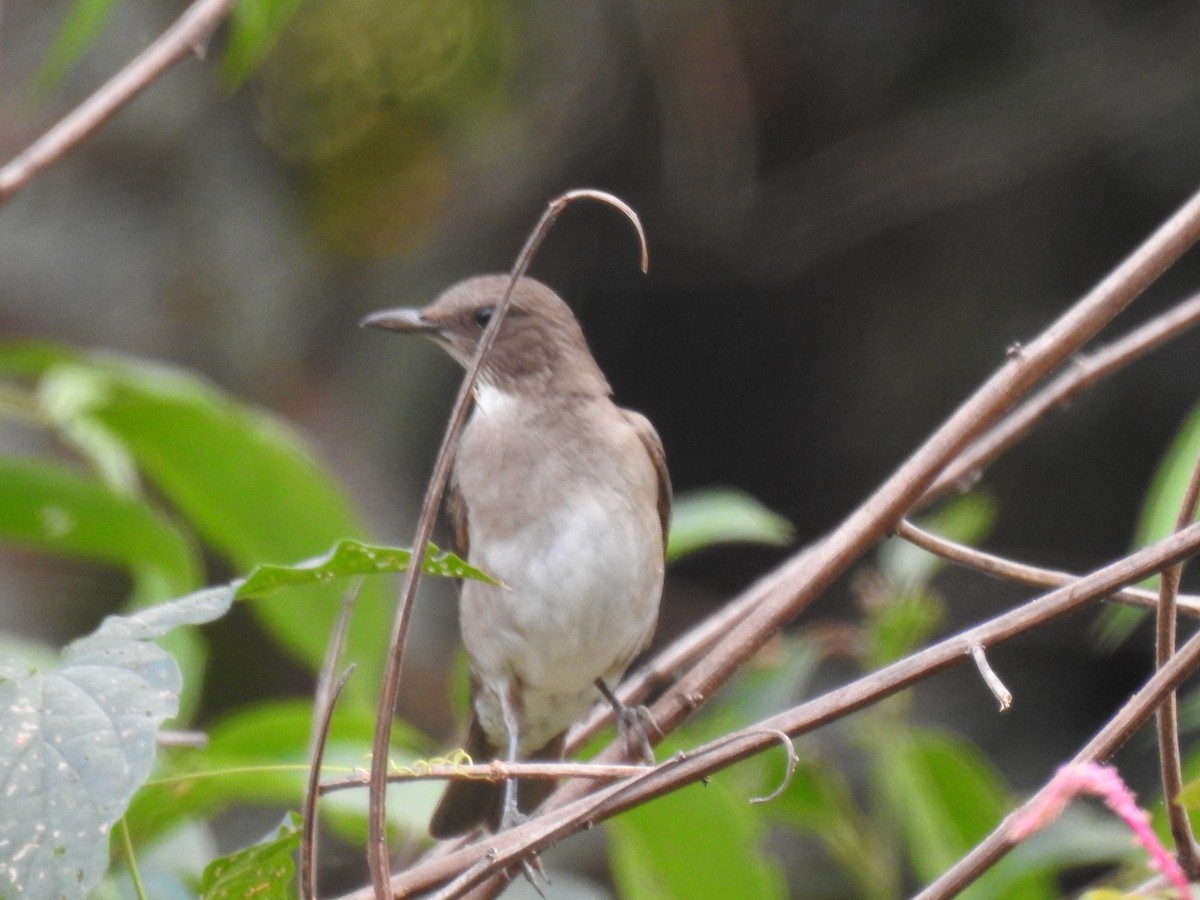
[336,520,1200,898]
[556,181,1200,796]
[568,287,1200,753]
[923,288,1200,504]
[364,190,648,897]
[895,518,1200,616]
[918,592,1200,898]
[1156,452,1200,875]
[435,188,1200,897]
[0,0,236,205]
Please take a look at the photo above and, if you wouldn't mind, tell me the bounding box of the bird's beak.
[359,308,437,334]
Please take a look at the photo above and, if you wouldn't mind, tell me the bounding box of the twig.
[745,730,800,804]
[0,0,236,204]
[364,189,648,898]
[1009,763,1191,897]
[922,288,1200,504]
[302,583,359,900]
[1156,451,1200,876]
[320,760,650,794]
[337,519,1200,898]
[968,644,1012,711]
[303,667,356,900]
[894,517,1200,615]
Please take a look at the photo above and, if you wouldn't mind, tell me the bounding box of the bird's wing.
[622,409,672,551]
[446,479,470,566]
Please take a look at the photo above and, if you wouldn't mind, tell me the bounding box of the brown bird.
[362,275,671,837]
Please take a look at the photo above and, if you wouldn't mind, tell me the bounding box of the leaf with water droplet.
[235,539,497,600]
[0,585,235,898]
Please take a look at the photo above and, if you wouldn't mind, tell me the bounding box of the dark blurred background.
[3,0,1200,874]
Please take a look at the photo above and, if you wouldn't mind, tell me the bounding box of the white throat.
[474,383,520,417]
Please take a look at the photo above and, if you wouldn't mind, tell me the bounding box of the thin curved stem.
[895,518,1200,616]
[364,190,647,897]
[562,181,1200,795]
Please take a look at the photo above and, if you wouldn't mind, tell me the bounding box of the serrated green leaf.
[236,539,495,599]
[608,775,785,900]
[200,812,301,900]
[0,585,235,899]
[667,488,793,562]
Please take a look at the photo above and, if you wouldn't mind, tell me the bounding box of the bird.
[362,274,670,838]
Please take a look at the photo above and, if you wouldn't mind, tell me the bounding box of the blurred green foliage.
[1098,398,1200,649]
[0,338,804,895]
[0,336,1168,895]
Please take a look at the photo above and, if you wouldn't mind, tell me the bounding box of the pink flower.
[1010,762,1190,898]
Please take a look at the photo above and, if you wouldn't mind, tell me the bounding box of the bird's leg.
[595,678,659,765]
[498,683,526,830]
[498,683,547,893]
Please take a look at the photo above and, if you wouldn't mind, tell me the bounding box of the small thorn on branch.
[969,643,1013,711]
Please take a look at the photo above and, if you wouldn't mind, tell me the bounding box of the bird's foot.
[518,856,549,898]
[617,702,660,765]
[596,678,660,765]
[499,799,549,895]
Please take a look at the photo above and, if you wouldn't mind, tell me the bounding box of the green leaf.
[608,775,786,900]
[768,754,897,897]
[868,725,1054,899]
[0,341,79,380]
[222,0,308,85]
[861,588,944,669]
[0,585,235,899]
[1097,400,1200,649]
[236,539,496,599]
[0,456,200,604]
[1133,400,1200,551]
[34,0,121,93]
[199,812,302,900]
[667,488,793,562]
[23,349,388,705]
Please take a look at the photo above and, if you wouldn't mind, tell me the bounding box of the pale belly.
[460,495,663,755]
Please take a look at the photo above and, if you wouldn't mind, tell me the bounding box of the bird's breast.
[453,392,664,751]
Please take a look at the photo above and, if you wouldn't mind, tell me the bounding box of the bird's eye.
[475,306,495,327]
